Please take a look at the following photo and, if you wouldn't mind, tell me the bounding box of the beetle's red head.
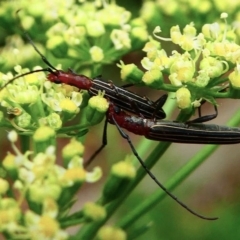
[47,71,64,84]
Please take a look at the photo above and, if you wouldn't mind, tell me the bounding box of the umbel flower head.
[15,0,148,73]
[119,13,240,112]
[1,130,102,239]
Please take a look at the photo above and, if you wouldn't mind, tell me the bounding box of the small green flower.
[40,113,62,130]
[42,90,82,118]
[60,98,79,116]
[86,20,105,37]
[110,29,131,50]
[97,225,126,240]
[15,112,32,128]
[33,126,55,142]
[111,160,136,179]
[199,57,226,78]
[28,182,62,203]
[7,130,18,143]
[229,64,240,89]
[0,198,22,231]
[142,37,161,60]
[83,202,106,221]
[102,158,136,203]
[142,69,163,87]
[169,57,195,85]
[117,60,144,84]
[195,70,210,87]
[62,138,85,166]
[0,178,9,194]
[60,155,102,187]
[175,87,192,109]
[140,1,157,22]
[89,46,104,62]
[2,153,17,171]
[6,83,40,105]
[25,210,68,240]
[42,198,58,219]
[85,92,109,125]
[97,4,131,26]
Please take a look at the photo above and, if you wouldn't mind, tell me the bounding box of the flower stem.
[116,108,240,228]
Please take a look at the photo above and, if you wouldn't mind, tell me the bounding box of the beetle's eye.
[54,79,62,84]
[113,105,121,113]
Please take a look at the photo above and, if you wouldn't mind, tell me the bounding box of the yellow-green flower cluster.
[140,0,240,34]
[45,1,148,72]
[0,130,102,239]
[119,13,240,110]
[0,64,110,135]
[0,0,148,75]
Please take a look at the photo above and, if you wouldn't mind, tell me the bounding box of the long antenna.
[1,68,52,89]
[1,11,60,90]
[112,116,218,221]
[16,9,58,71]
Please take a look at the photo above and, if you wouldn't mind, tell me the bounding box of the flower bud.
[97,226,126,240]
[142,69,163,88]
[140,1,156,22]
[85,94,109,125]
[229,67,240,89]
[170,60,195,84]
[38,215,60,238]
[0,178,9,194]
[27,3,45,17]
[200,57,224,78]
[85,166,102,183]
[60,167,86,187]
[60,98,79,121]
[45,113,62,130]
[89,46,104,62]
[202,24,211,39]
[169,73,182,86]
[0,198,21,223]
[183,24,196,36]
[83,202,106,221]
[28,183,61,203]
[176,88,192,109]
[46,36,68,58]
[102,160,136,203]
[8,131,18,143]
[110,29,131,50]
[86,20,105,37]
[42,198,58,218]
[130,27,148,49]
[118,61,144,84]
[15,112,31,128]
[111,161,136,179]
[195,71,210,87]
[33,126,55,142]
[142,39,161,60]
[2,153,18,179]
[62,139,84,167]
[7,85,39,104]
[170,25,182,44]
[33,126,56,153]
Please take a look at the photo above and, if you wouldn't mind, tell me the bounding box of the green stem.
[116,108,240,228]
[74,93,190,239]
[74,141,172,240]
[19,135,30,153]
[75,107,240,239]
[61,218,85,228]
[117,144,219,228]
[57,123,91,134]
